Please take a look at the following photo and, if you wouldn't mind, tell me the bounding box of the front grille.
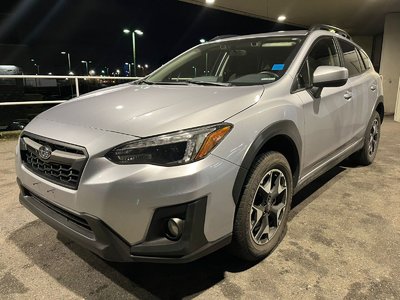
[20,133,88,190]
[25,151,80,187]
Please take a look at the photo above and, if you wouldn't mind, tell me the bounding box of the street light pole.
[67,53,71,72]
[123,28,143,77]
[61,51,72,74]
[132,32,136,76]
[81,60,89,75]
[61,51,74,97]
[125,62,132,76]
[31,58,39,75]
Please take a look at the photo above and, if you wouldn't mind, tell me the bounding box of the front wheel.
[231,152,293,261]
[351,111,381,165]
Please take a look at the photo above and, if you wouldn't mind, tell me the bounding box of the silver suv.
[16,25,384,263]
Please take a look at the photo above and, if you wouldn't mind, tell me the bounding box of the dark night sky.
[0,0,302,75]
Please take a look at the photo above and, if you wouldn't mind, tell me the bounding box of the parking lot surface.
[0,118,399,299]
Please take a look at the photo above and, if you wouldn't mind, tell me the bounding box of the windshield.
[145,36,304,86]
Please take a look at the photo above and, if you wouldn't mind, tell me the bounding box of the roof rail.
[209,35,238,42]
[309,24,352,40]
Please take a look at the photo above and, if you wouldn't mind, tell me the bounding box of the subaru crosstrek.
[16,25,384,262]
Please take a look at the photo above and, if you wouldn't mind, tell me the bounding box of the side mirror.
[311,66,348,98]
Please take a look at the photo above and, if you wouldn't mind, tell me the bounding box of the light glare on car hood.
[37,84,264,137]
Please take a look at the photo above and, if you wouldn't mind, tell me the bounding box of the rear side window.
[359,49,372,70]
[295,37,340,90]
[338,39,363,77]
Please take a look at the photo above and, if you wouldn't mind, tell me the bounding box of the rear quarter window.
[359,49,372,70]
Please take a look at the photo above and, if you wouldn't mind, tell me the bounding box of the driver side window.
[296,38,340,90]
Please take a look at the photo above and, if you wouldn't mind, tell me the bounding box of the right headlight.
[106,123,232,166]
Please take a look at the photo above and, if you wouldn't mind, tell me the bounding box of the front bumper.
[18,181,231,263]
[15,123,240,262]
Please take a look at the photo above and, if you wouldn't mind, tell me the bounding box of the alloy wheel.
[250,169,288,245]
[368,118,379,156]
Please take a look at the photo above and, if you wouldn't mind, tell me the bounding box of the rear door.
[336,38,370,139]
[293,37,354,176]
[358,48,380,131]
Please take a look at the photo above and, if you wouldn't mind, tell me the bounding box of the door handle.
[344,92,352,100]
[370,85,377,91]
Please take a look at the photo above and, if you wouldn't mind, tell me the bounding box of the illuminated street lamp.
[125,62,132,76]
[200,38,206,43]
[136,64,150,76]
[30,58,39,74]
[34,64,40,75]
[61,51,72,75]
[81,60,92,75]
[123,28,144,76]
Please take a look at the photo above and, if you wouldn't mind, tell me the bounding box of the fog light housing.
[166,218,184,240]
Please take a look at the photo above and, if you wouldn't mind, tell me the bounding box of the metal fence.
[0,75,141,130]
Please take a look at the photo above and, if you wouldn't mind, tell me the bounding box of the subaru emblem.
[38,145,52,160]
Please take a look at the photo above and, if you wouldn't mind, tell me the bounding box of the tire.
[231,151,293,261]
[351,111,381,166]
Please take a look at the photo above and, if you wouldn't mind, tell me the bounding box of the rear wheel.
[231,152,293,261]
[351,111,381,165]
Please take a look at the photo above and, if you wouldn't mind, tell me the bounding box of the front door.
[293,37,354,176]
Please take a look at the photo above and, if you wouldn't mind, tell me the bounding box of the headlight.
[106,123,232,166]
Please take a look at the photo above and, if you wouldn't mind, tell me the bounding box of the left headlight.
[106,123,233,166]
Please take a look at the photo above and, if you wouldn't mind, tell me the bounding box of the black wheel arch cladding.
[232,120,302,204]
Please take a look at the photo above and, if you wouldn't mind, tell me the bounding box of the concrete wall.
[380,13,400,114]
[395,80,400,122]
[371,34,383,72]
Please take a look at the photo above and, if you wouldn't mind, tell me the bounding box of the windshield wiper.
[185,80,231,87]
[136,80,188,86]
[136,79,230,86]
[138,80,155,85]
[133,78,152,85]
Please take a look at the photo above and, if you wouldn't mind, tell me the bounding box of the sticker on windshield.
[272,64,285,71]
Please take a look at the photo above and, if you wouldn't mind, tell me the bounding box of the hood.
[37,83,264,137]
